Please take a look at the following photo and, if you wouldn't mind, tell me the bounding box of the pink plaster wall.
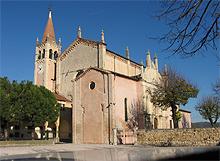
[78,69,108,144]
[114,76,142,130]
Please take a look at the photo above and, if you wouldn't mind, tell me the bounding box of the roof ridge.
[106,49,142,67]
[59,38,100,61]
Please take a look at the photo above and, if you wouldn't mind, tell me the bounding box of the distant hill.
[192,122,220,128]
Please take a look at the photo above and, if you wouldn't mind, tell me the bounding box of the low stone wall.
[0,139,54,147]
[137,128,220,146]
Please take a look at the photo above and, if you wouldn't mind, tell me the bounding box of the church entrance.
[59,107,72,142]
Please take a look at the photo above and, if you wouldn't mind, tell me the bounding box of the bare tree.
[156,0,220,58]
[127,100,144,131]
[196,96,220,127]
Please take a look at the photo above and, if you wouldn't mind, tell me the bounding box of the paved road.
[0,144,219,161]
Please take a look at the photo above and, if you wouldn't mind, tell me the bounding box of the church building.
[34,11,191,144]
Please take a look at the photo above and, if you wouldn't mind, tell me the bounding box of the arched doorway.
[154,118,158,129]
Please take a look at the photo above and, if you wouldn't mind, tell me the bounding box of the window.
[154,118,158,129]
[54,51,58,60]
[170,120,173,129]
[124,98,128,122]
[89,81,96,90]
[49,49,53,59]
[38,51,41,59]
[42,49,45,58]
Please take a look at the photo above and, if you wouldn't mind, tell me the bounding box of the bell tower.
[34,10,61,92]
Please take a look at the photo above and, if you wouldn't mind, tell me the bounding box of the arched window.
[54,51,58,60]
[154,118,158,129]
[38,51,41,59]
[124,98,128,122]
[49,49,53,59]
[42,49,45,58]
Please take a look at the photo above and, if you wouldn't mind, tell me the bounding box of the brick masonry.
[137,128,220,146]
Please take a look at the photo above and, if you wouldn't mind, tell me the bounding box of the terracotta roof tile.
[53,93,71,102]
[42,13,56,42]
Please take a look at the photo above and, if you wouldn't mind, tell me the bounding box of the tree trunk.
[31,125,35,140]
[171,104,179,128]
[4,122,9,140]
[40,126,45,140]
[209,118,214,127]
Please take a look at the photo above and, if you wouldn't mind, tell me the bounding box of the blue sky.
[1,1,219,122]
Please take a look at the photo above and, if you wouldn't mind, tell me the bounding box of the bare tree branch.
[154,0,220,58]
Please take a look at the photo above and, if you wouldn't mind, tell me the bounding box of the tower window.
[124,98,128,122]
[49,49,53,59]
[54,51,58,60]
[38,51,41,60]
[42,49,45,58]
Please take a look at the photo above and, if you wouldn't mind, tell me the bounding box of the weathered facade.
[34,11,192,144]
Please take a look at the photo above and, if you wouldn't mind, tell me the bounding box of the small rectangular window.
[124,98,128,122]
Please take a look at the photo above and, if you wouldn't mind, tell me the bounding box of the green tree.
[0,77,11,120]
[0,77,59,139]
[0,77,12,139]
[196,96,220,127]
[149,67,199,128]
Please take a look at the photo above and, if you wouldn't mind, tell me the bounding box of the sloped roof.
[179,109,191,113]
[74,67,141,81]
[59,38,100,61]
[53,92,71,102]
[59,38,143,69]
[106,49,143,67]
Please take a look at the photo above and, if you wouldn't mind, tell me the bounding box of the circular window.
[89,81,96,90]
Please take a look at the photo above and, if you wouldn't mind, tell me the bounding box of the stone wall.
[137,128,220,146]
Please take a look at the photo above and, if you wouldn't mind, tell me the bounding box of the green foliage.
[0,77,12,120]
[0,77,59,127]
[196,96,220,127]
[150,69,199,108]
[149,67,198,128]
[175,111,182,122]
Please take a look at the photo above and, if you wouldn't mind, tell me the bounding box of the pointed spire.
[42,10,56,43]
[125,46,130,59]
[140,60,144,74]
[101,29,105,43]
[140,60,144,66]
[146,50,151,68]
[58,37,62,46]
[154,53,158,71]
[49,10,52,18]
[36,37,40,46]
[77,26,82,38]
[164,64,168,75]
